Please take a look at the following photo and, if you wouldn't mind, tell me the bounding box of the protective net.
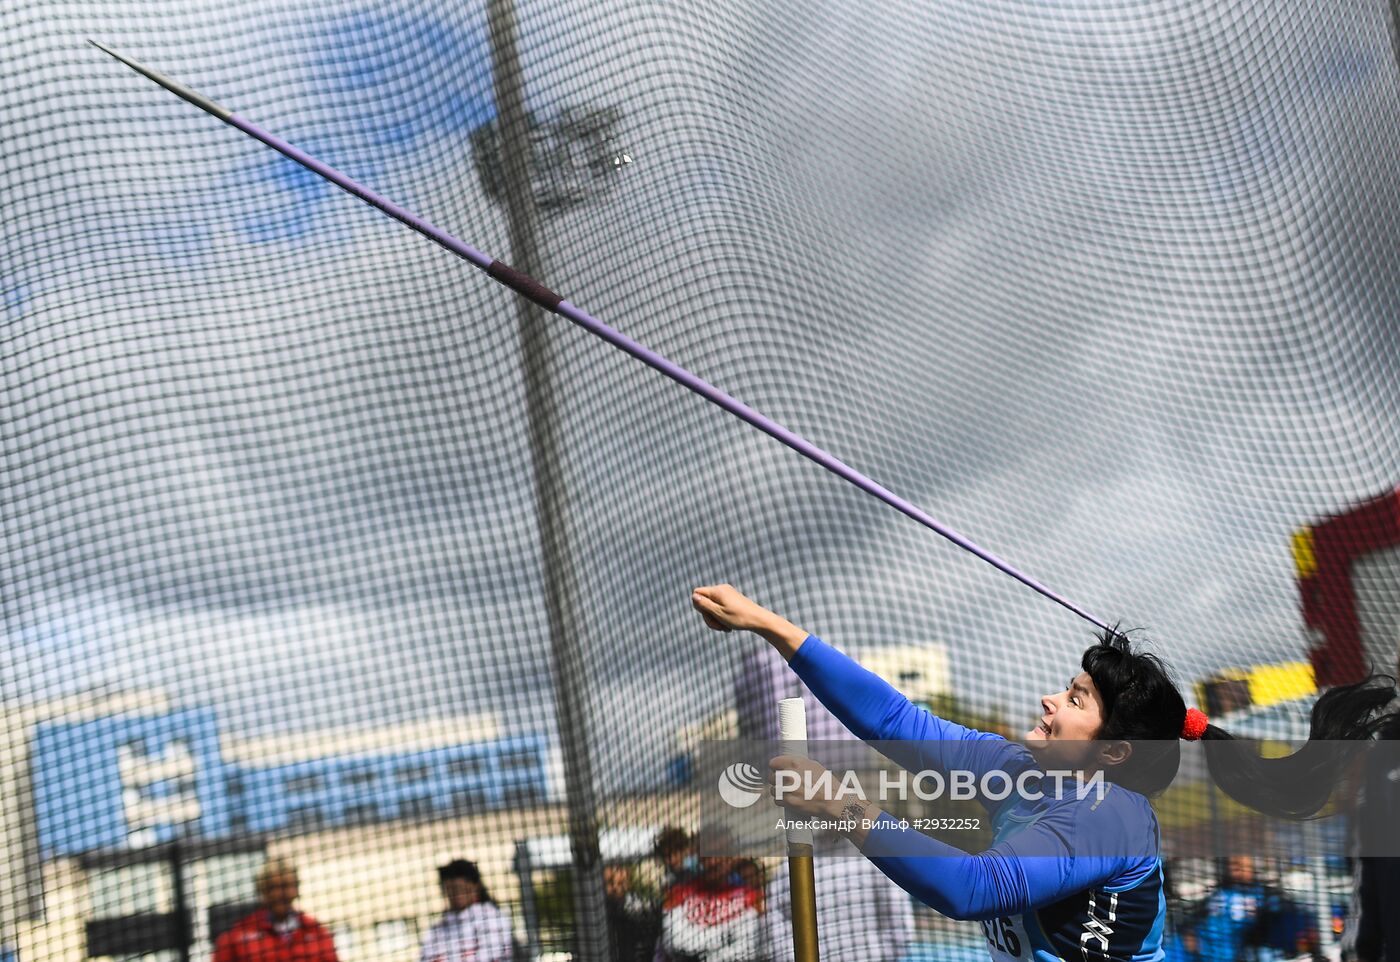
[4,0,1400,960]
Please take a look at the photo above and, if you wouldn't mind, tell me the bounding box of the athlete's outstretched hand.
[691,584,810,659]
[690,584,772,632]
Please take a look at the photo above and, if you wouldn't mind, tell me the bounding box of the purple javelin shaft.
[92,41,1109,632]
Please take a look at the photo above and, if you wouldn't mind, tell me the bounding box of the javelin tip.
[88,39,234,122]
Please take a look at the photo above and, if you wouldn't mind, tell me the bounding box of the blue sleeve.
[787,634,1033,787]
[857,793,1154,921]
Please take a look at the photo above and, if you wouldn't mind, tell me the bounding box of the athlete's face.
[1027,671,1105,749]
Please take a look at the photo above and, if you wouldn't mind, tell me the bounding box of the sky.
[3,0,1400,795]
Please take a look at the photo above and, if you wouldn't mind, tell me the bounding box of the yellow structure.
[1291,526,1317,579]
[1194,661,1317,712]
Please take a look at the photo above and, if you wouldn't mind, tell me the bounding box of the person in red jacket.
[213,857,338,962]
[652,827,764,962]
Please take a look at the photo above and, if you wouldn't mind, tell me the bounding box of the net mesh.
[4,1,1400,960]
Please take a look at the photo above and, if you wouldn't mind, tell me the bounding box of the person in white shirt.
[418,859,514,962]
[764,832,914,962]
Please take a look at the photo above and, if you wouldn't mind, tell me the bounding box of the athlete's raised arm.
[692,584,1028,784]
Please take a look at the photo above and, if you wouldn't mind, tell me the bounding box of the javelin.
[89,40,1111,633]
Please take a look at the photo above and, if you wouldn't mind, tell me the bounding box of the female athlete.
[690,584,1396,962]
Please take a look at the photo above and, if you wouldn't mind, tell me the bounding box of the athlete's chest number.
[980,916,1021,957]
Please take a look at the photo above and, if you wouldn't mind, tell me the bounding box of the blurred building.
[1194,660,1317,717]
[1,691,554,962]
[851,644,953,711]
[692,641,952,755]
[25,702,542,855]
[2,691,178,959]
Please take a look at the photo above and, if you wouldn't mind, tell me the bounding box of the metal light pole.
[484,4,610,960]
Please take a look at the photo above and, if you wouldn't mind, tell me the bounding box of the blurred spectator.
[418,859,514,962]
[605,861,661,962]
[653,827,763,962]
[213,857,338,962]
[731,860,767,914]
[1162,926,1205,962]
[1165,856,1318,962]
[655,827,699,888]
[1194,856,1273,960]
[764,833,913,962]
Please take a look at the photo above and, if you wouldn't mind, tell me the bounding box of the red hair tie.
[1181,707,1209,741]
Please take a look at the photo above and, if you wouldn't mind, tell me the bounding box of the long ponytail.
[1202,673,1399,818]
[1082,628,1399,812]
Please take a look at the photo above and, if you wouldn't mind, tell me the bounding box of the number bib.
[980,914,1028,961]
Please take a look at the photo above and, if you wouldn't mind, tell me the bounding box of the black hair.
[653,826,692,858]
[1201,672,1398,818]
[1082,626,1399,816]
[1081,626,1186,794]
[438,859,495,905]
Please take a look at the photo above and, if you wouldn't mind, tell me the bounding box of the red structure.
[1295,487,1400,686]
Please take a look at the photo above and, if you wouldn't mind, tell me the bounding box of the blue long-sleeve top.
[788,634,1166,962]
